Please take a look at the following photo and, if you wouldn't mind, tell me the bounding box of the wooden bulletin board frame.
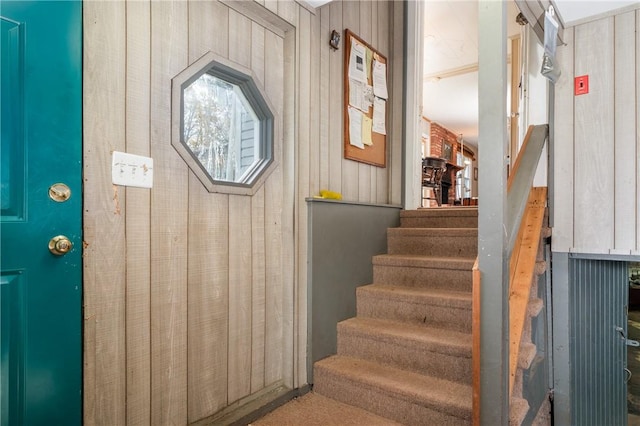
[343,29,388,168]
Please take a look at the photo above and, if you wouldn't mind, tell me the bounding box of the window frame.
[171,51,278,196]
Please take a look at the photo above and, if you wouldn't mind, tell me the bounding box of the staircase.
[313,207,478,425]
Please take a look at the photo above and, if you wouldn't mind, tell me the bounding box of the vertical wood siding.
[125,2,152,424]
[186,3,230,420]
[83,0,402,424]
[83,2,127,424]
[553,10,639,255]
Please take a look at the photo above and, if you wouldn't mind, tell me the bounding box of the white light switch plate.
[112,151,154,188]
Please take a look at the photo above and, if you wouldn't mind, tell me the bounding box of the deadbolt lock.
[49,183,71,202]
[49,235,73,256]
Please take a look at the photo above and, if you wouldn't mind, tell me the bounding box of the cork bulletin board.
[343,29,388,168]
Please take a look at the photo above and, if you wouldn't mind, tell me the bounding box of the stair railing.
[505,125,548,255]
[472,124,549,425]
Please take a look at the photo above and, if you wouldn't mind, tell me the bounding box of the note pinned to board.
[348,106,364,149]
[349,79,374,113]
[349,79,365,112]
[348,38,367,83]
[373,97,386,135]
[373,59,388,99]
[362,115,373,146]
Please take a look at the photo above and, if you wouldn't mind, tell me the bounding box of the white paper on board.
[348,106,365,149]
[362,115,373,146]
[373,97,386,135]
[348,38,367,83]
[349,79,366,112]
[372,60,388,99]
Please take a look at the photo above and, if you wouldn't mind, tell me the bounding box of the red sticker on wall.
[575,75,589,95]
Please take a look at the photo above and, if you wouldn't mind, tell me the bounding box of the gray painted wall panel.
[306,199,401,381]
[569,258,628,426]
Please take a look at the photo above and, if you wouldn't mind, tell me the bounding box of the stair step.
[510,397,530,426]
[401,207,478,229]
[314,355,472,425]
[357,284,472,333]
[387,228,478,257]
[373,254,474,292]
[337,317,471,384]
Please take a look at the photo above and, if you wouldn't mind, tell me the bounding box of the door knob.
[49,235,73,256]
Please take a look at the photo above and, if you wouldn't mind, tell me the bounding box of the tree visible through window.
[183,73,259,183]
[172,52,275,194]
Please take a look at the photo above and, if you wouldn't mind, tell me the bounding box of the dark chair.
[421,157,447,207]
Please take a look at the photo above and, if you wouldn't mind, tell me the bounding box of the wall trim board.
[229,384,312,426]
[565,251,640,262]
[190,383,293,426]
[220,0,294,37]
[305,197,402,209]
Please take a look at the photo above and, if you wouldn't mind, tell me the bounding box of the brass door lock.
[49,235,73,256]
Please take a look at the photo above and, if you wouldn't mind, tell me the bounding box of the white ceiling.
[554,0,639,25]
[422,1,520,147]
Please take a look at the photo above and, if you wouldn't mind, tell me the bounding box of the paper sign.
[348,38,367,83]
[349,79,366,112]
[362,115,373,146]
[373,60,388,99]
[373,97,386,135]
[348,106,364,149]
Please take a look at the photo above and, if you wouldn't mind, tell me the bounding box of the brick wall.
[429,123,460,204]
[430,122,460,161]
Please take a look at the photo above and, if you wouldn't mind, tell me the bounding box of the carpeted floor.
[249,392,400,426]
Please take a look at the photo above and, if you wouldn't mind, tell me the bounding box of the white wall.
[553,9,640,255]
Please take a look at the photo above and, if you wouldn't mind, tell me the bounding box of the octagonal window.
[172,52,275,194]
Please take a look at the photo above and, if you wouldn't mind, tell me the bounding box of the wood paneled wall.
[311,0,401,205]
[553,9,640,255]
[83,1,403,424]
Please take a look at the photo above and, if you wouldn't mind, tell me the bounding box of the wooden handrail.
[507,187,547,396]
[506,125,548,254]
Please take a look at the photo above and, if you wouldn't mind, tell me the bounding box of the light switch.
[112,151,154,188]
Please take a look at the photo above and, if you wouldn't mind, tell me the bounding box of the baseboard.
[230,384,312,426]
[191,383,310,426]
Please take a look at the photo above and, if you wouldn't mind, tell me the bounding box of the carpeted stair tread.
[390,227,478,236]
[509,397,530,426]
[337,317,472,383]
[372,255,474,292]
[400,207,478,220]
[357,284,472,332]
[387,228,478,257]
[401,207,478,217]
[401,208,478,229]
[314,355,472,421]
[358,284,471,309]
[338,317,471,357]
[373,254,477,269]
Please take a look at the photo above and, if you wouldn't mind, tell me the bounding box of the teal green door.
[1,1,82,424]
